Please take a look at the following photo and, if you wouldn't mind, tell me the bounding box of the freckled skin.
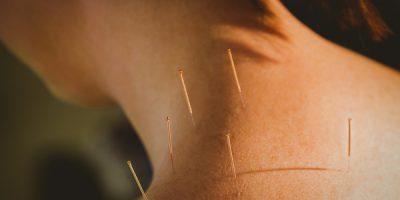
[1,0,400,199]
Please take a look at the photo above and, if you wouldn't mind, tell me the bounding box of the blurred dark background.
[0,44,152,200]
[0,1,399,200]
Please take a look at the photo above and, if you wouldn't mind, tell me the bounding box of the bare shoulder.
[297,42,400,199]
[225,40,400,199]
[334,46,400,199]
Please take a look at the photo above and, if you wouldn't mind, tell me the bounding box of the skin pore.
[1,0,400,199]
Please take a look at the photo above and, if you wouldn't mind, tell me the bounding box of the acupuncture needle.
[227,49,245,108]
[127,161,150,200]
[178,69,195,126]
[166,116,175,173]
[225,134,237,179]
[347,118,352,172]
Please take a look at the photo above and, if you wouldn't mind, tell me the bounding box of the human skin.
[1,0,400,199]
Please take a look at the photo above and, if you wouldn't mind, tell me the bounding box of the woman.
[1,0,399,199]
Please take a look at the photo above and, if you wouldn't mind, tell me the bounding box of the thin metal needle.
[225,134,237,179]
[127,161,150,200]
[166,116,175,173]
[227,49,245,107]
[178,69,195,126]
[348,118,352,158]
[347,118,352,172]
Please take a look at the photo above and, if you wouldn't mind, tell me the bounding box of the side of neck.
[107,1,341,199]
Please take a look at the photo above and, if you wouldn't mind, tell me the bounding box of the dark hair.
[321,0,392,41]
[254,0,392,41]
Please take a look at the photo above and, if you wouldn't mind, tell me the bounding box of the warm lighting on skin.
[1,0,398,199]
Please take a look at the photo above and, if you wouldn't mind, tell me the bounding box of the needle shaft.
[127,161,150,200]
[347,118,352,172]
[227,49,245,107]
[166,116,175,173]
[179,69,195,126]
[226,134,237,179]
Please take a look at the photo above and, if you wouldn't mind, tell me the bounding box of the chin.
[29,63,116,107]
[46,82,116,107]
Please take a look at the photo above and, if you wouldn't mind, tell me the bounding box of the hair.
[320,0,392,41]
[254,0,393,41]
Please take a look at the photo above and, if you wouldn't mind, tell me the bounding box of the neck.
[104,1,342,198]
